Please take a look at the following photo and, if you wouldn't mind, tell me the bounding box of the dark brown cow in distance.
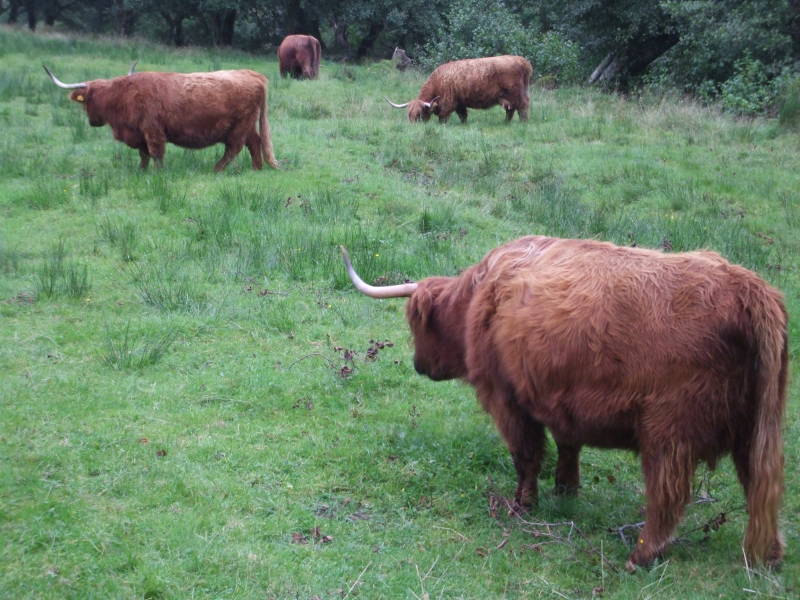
[44,65,278,171]
[341,236,787,570]
[386,55,532,123]
[277,34,321,80]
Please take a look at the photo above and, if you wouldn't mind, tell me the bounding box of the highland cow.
[386,55,532,122]
[341,236,787,570]
[277,34,321,80]
[44,64,278,171]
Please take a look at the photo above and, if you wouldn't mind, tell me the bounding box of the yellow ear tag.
[75,94,85,102]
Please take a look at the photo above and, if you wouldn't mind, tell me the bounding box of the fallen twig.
[343,562,371,599]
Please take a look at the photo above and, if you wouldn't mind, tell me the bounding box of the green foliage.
[719,55,773,115]
[778,77,800,129]
[648,0,798,113]
[420,0,582,84]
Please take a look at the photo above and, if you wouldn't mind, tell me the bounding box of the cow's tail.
[743,282,787,567]
[260,82,279,169]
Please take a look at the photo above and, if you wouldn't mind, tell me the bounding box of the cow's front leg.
[478,383,545,510]
[456,107,468,123]
[554,442,581,496]
[627,442,695,571]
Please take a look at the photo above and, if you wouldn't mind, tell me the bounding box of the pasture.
[0,26,798,599]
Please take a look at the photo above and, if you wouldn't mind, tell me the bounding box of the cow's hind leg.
[627,442,695,571]
[554,443,581,496]
[518,94,530,121]
[733,429,784,566]
[509,416,545,510]
[138,148,151,170]
[245,131,263,170]
[144,132,166,168]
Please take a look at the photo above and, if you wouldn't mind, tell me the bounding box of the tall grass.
[34,239,91,299]
[103,322,176,369]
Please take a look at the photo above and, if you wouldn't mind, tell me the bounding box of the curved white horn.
[43,65,87,89]
[384,97,410,109]
[340,246,417,299]
[128,61,138,75]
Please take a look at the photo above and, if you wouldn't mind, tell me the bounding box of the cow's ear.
[429,96,440,108]
[69,89,87,103]
[407,288,435,330]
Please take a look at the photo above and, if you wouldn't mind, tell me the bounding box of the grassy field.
[0,26,798,599]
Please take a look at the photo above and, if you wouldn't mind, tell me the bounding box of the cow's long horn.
[340,246,417,298]
[128,61,138,75]
[384,97,410,109]
[42,65,87,89]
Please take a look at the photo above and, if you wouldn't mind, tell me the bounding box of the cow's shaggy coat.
[277,35,321,80]
[391,55,532,123]
[48,67,277,171]
[348,235,788,569]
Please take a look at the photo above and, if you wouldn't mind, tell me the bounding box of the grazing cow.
[386,55,532,123]
[341,236,787,570]
[277,34,321,80]
[43,64,278,171]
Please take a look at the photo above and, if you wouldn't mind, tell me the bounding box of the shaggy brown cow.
[386,55,532,123]
[277,35,321,80]
[341,236,787,570]
[44,65,278,171]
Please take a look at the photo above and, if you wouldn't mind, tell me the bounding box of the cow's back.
[426,56,532,108]
[464,237,776,449]
[124,70,266,147]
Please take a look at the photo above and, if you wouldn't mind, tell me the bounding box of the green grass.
[1,26,799,599]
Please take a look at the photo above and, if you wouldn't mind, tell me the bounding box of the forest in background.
[3,0,800,115]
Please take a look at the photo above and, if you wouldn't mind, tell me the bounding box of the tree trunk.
[208,9,236,46]
[221,9,236,46]
[588,33,679,88]
[355,21,383,59]
[113,0,137,36]
[160,11,185,46]
[7,0,20,24]
[330,18,348,51]
[789,0,800,54]
[285,0,322,43]
[24,0,35,30]
[588,52,618,85]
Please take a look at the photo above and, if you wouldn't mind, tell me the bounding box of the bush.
[719,55,772,115]
[420,0,581,85]
[778,77,800,129]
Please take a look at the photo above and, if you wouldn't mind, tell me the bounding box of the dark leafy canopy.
[5,0,799,113]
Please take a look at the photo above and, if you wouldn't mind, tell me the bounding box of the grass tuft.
[34,239,91,299]
[103,322,176,370]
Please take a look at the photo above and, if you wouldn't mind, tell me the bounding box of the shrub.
[719,55,772,115]
[778,77,800,129]
[420,0,581,85]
